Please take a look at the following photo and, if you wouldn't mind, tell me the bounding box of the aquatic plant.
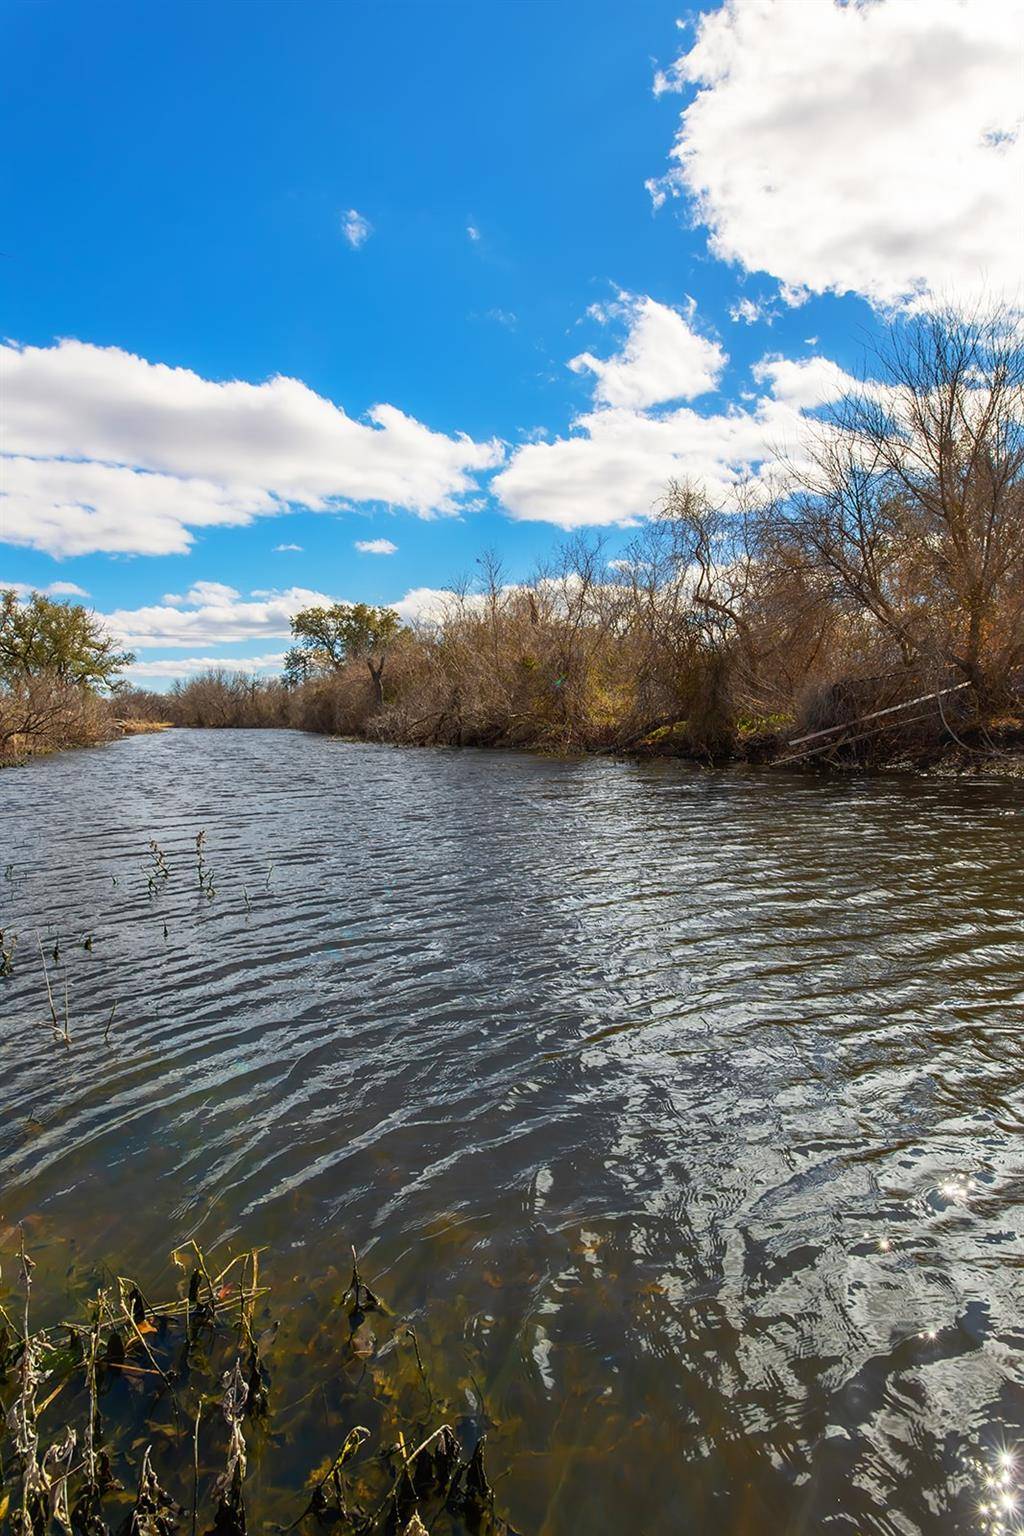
[147,842,171,898]
[35,934,70,1047]
[0,1240,522,1536]
[194,834,215,901]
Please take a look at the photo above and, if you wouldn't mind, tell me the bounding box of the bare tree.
[789,307,1024,705]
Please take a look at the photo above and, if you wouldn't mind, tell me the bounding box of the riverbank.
[0,712,174,766]
[9,706,1024,777]
[112,716,175,735]
[633,710,1024,776]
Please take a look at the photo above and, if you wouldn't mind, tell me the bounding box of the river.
[2,728,1023,1534]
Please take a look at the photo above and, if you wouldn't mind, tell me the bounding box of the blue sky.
[1,0,1019,683]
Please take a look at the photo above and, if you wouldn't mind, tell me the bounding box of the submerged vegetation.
[0,1237,520,1536]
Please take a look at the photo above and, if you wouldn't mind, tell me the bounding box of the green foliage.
[0,590,134,691]
[287,602,402,673]
[735,712,793,737]
[286,602,403,703]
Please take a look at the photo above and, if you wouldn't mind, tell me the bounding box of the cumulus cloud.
[116,589,480,673]
[569,293,726,409]
[0,340,503,557]
[493,291,859,529]
[751,354,860,412]
[160,580,241,609]
[650,0,1024,311]
[389,585,531,625]
[495,344,857,529]
[100,579,482,661]
[390,587,462,624]
[355,538,398,554]
[467,224,481,242]
[102,583,336,650]
[341,208,372,248]
[274,542,303,552]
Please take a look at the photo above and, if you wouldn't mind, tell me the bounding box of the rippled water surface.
[2,729,1024,1534]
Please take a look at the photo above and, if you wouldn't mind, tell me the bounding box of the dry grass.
[114,718,175,736]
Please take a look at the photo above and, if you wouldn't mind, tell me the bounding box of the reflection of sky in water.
[1,731,1023,1534]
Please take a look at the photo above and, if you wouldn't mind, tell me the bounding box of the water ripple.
[2,729,1023,1534]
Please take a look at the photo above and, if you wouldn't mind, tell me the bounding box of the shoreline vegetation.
[3,310,1023,776]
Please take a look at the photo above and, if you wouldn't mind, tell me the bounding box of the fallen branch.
[786,681,970,748]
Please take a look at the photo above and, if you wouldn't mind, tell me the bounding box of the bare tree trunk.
[366,657,385,708]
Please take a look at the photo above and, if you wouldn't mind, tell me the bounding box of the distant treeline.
[5,310,1023,770]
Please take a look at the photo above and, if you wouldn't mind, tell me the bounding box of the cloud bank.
[102,581,464,666]
[495,293,857,528]
[124,652,288,681]
[0,341,503,557]
[103,583,336,650]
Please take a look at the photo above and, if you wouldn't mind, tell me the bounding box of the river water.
[2,728,1023,1534]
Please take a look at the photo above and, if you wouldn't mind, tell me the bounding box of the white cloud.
[123,652,287,681]
[102,580,478,655]
[569,293,726,409]
[161,580,241,609]
[390,584,526,625]
[274,542,303,552]
[0,579,90,598]
[651,0,1024,312]
[391,587,461,624]
[779,283,810,311]
[103,584,336,649]
[355,538,398,555]
[495,348,857,529]
[0,340,503,557]
[341,208,372,248]
[467,224,481,242]
[729,296,776,327]
[751,354,859,412]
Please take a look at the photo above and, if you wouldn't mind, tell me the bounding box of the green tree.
[285,602,403,706]
[0,590,134,689]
